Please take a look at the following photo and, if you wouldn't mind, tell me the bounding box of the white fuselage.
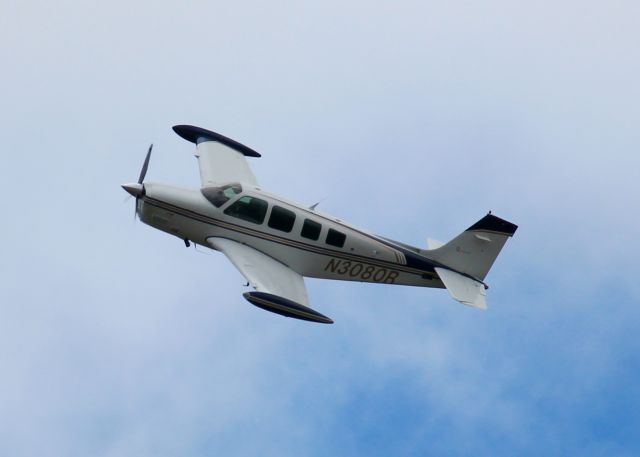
[138,182,445,289]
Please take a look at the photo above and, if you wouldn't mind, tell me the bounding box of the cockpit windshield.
[201,183,242,208]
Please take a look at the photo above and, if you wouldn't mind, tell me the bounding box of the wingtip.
[243,291,333,324]
[172,125,261,157]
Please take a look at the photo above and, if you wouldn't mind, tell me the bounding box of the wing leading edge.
[207,238,333,324]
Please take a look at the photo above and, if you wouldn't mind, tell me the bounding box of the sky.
[1,0,639,455]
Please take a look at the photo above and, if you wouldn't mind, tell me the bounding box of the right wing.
[208,237,333,324]
[173,125,260,187]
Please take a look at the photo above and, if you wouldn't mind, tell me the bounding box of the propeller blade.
[138,144,153,184]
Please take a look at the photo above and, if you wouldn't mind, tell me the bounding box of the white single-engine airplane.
[122,125,517,324]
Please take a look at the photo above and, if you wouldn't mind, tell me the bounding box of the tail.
[425,213,518,309]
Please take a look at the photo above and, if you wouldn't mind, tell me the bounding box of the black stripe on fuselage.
[142,196,440,278]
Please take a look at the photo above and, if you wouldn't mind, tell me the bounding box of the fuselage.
[138,182,445,289]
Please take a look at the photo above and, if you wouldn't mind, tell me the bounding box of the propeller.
[138,144,153,184]
[122,144,153,219]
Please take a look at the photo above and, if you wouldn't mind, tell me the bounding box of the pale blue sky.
[1,1,639,456]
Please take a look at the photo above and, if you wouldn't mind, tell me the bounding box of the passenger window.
[268,205,296,232]
[224,196,268,224]
[301,219,321,240]
[326,228,346,248]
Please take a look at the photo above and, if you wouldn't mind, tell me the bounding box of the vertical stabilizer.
[425,214,517,281]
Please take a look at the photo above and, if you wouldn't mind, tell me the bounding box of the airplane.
[122,125,517,324]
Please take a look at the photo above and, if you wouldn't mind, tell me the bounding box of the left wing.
[208,237,333,324]
[173,125,260,187]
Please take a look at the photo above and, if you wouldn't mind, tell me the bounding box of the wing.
[173,125,260,187]
[209,237,308,304]
[208,238,333,323]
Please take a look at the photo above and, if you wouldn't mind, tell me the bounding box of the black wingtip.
[466,214,518,236]
[172,125,261,157]
[243,292,334,324]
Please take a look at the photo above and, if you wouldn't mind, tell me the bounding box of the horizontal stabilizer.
[427,238,444,249]
[435,267,487,310]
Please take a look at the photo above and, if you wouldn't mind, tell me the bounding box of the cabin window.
[201,183,242,208]
[326,228,346,248]
[268,205,296,232]
[224,196,268,224]
[301,219,321,240]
